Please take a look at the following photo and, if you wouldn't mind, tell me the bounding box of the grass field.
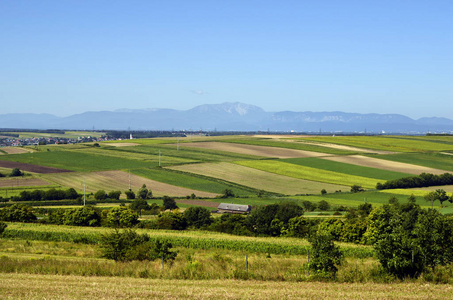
[299,135,453,152]
[282,157,412,180]
[374,152,453,172]
[235,160,380,189]
[1,273,451,299]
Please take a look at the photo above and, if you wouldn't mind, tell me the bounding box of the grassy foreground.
[0,273,451,300]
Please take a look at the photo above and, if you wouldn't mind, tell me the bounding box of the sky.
[1,0,452,119]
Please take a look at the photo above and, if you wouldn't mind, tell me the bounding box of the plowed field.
[0,161,72,174]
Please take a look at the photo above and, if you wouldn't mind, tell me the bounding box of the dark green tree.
[184,206,213,228]
[308,233,343,278]
[162,196,178,210]
[108,190,121,200]
[0,204,37,222]
[10,168,23,177]
[94,190,107,201]
[138,184,152,200]
[104,207,139,228]
[157,211,187,230]
[125,190,135,200]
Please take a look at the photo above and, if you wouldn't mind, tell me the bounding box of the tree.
[100,229,150,262]
[62,206,101,227]
[0,222,7,236]
[424,189,450,208]
[108,190,121,200]
[129,198,150,215]
[221,189,235,198]
[94,190,107,201]
[321,189,327,195]
[125,190,135,200]
[351,185,365,193]
[104,207,139,228]
[184,206,213,228]
[157,211,187,230]
[318,200,330,211]
[65,188,79,200]
[0,204,37,222]
[9,168,23,177]
[138,184,152,200]
[308,233,343,278]
[162,196,178,210]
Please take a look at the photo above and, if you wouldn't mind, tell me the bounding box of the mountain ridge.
[0,102,452,133]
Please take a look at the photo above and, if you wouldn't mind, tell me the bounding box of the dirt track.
[0,161,72,174]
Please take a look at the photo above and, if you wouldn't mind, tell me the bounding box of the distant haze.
[1,102,452,134]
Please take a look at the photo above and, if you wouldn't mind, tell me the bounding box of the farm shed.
[217,203,251,214]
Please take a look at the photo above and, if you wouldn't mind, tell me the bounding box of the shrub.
[138,184,152,200]
[9,168,23,177]
[94,190,107,201]
[0,204,37,222]
[108,190,121,200]
[157,211,187,230]
[125,190,135,200]
[184,206,213,228]
[104,207,139,228]
[351,185,365,193]
[308,233,343,278]
[318,200,330,211]
[162,196,178,210]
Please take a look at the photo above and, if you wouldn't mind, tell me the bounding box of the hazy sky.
[1,1,452,119]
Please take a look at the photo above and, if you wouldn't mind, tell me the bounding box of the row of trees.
[377,172,453,190]
[14,188,80,202]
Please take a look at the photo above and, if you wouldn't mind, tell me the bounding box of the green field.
[235,160,380,188]
[299,135,453,152]
[132,167,256,196]
[282,157,411,180]
[373,152,453,172]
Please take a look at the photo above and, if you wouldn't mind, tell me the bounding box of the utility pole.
[159,150,161,167]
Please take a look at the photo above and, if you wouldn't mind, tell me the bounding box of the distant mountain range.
[1,102,453,133]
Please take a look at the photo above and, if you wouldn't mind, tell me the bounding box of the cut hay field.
[0,147,32,155]
[181,141,333,158]
[42,170,218,198]
[169,162,348,195]
[0,177,51,188]
[1,273,451,300]
[299,135,453,152]
[235,160,380,188]
[322,155,448,175]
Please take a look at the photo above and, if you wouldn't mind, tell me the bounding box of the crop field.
[322,154,448,175]
[132,167,255,196]
[0,147,32,155]
[169,162,348,195]
[282,157,412,180]
[373,152,453,172]
[298,135,453,152]
[0,177,51,188]
[181,141,333,158]
[235,160,381,188]
[111,143,263,162]
[220,137,356,155]
[42,170,218,198]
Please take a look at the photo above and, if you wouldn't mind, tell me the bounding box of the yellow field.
[0,273,451,300]
[169,162,347,194]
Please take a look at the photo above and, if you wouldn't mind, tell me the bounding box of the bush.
[108,190,121,200]
[100,229,150,262]
[351,185,365,193]
[184,206,213,228]
[125,190,135,200]
[318,200,330,211]
[94,190,107,201]
[138,184,152,200]
[0,204,37,222]
[104,207,139,228]
[308,233,343,278]
[0,222,7,235]
[9,168,23,177]
[162,196,178,210]
[157,211,187,230]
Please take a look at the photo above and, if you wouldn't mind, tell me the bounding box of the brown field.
[0,177,51,188]
[43,170,218,198]
[0,161,72,174]
[169,162,347,194]
[182,142,332,158]
[322,155,448,175]
[0,273,451,300]
[0,147,32,155]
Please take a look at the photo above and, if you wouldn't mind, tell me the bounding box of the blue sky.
[1,1,452,119]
